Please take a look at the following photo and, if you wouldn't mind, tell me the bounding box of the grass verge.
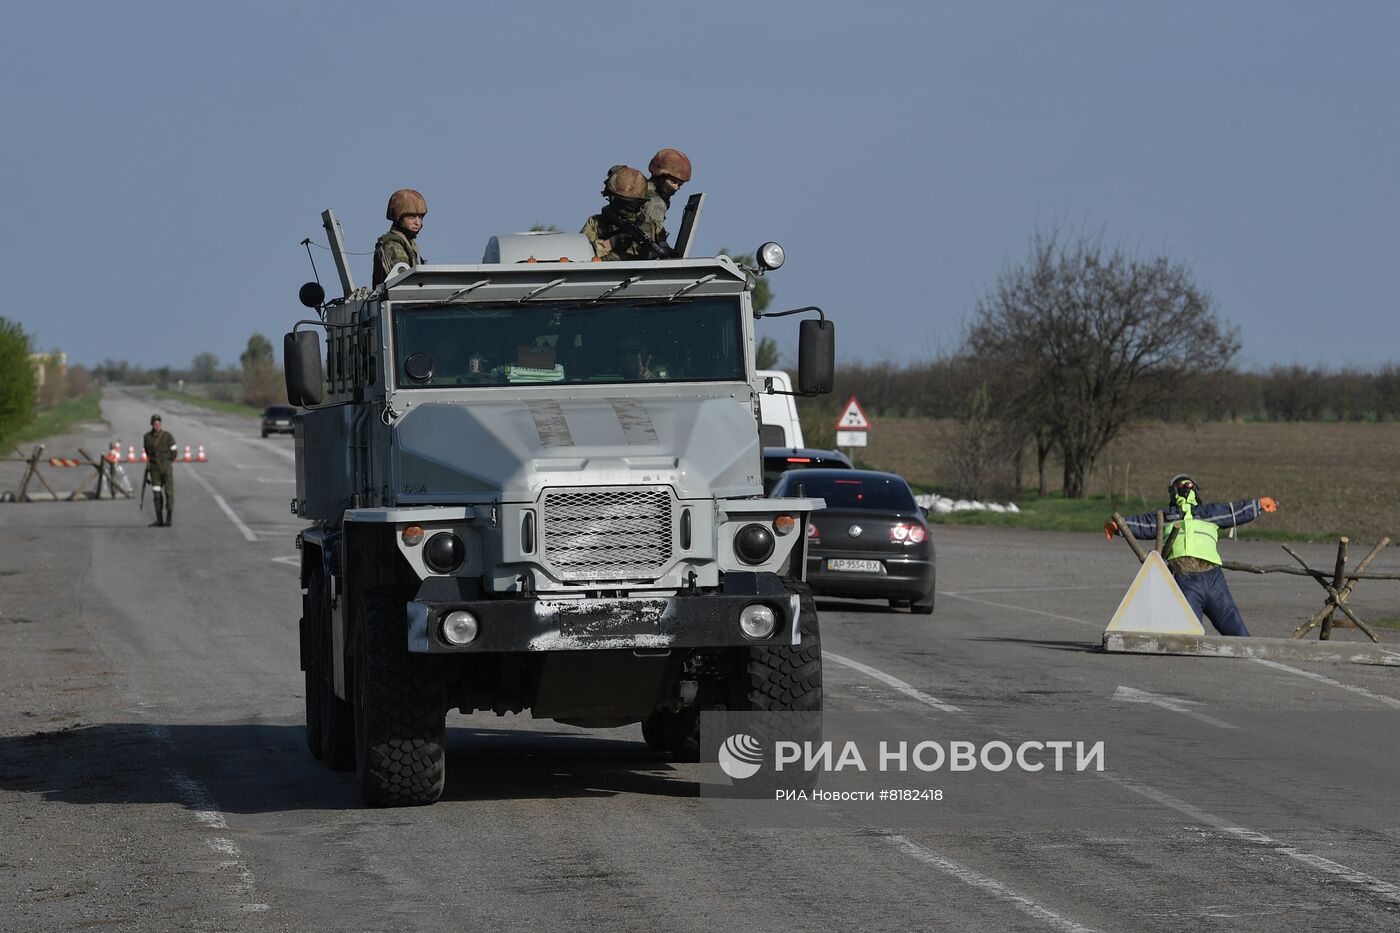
[10,390,105,445]
[154,388,262,418]
[919,490,1340,542]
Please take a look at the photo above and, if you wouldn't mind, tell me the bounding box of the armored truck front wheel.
[354,587,447,807]
[732,584,822,792]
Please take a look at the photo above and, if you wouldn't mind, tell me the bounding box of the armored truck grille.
[542,488,674,581]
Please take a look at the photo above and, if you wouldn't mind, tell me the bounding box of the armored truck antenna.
[321,208,356,297]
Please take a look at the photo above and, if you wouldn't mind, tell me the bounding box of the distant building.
[30,351,67,387]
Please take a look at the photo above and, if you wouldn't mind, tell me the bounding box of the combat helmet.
[648,148,692,183]
[150,413,162,425]
[604,167,648,202]
[386,188,428,222]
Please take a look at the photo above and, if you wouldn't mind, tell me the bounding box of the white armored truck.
[285,211,835,805]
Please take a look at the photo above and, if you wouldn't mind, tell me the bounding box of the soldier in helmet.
[581,167,671,261]
[643,148,692,241]
[373,188,428,287]
[142,414,178,527]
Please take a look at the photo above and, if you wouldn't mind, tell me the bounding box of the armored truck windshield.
[392,296,743,388]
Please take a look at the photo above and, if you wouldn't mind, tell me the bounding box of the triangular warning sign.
[1105,552,1205,635]
[835,396,870,429]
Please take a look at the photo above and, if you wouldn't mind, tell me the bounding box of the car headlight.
[424,532,465,573]
[734,523,776,564]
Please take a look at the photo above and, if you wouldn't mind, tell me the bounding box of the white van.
[757,369,805,448]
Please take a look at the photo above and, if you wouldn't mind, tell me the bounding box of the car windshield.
[392,297,744,388]
[782,474,917,511]
[265,406,295,417]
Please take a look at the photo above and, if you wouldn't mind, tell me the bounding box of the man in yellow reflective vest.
[1105,474,1278,636]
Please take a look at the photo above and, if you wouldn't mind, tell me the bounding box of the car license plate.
[827,559,882,573]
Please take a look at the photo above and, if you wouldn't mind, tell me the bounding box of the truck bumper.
[407,573,803,653]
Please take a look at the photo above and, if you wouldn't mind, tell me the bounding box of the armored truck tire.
[355,587,447,807]
[641,711,673,751]
[734,585,822,793]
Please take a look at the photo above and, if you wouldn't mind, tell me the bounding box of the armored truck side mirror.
[797,318,835,395]
[284,330,324,407]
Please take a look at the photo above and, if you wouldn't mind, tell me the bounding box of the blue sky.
[2,2,1395,371]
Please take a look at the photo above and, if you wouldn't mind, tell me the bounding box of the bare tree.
[967,227,1239,498]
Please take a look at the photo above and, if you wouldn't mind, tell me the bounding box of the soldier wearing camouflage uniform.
[372,188,428,287]
[642,148,691,243]
[582,167,670,261]
[143,414,177,527]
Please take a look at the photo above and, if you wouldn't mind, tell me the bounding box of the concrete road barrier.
[1103,631,1400,666]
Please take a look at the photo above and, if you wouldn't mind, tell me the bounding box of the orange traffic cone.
[196,445,207,462]
[127,444,137,462]
[183,445,192,462]
[140,448,149,462]
[108,442,121,463]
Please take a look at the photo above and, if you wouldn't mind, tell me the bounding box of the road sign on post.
[835,397,870,453]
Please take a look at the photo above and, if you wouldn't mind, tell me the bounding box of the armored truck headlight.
[441,610,479,646]
[734,523,776,564]
[424,532,465,574]
[740,604,777,640]
[757,241,785,271]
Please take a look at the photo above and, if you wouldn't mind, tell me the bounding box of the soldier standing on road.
[143,415,177,528]
[582,167,669,261]
[372,188,428,287]
[1105,474,1279,636]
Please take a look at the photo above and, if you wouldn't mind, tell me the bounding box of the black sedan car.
[771,468,934,614]
[261,404,297,437]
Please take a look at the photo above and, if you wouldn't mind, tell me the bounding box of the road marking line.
[940,591,1099,627]
[886,835,1102,932]
[1112,685,1239,730]
[255,478,296,484]
[271,555,299,566]
[1249,659,1400,710]
[148,726,268,912]
[840,654,1400,908]
[825,652,963,713]
[1095,771,1400,905]
[186,468,257,542]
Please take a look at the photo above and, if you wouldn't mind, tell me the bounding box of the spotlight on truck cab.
[756,242,785,271]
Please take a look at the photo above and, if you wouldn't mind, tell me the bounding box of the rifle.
[139,462,149,511]
[603,210,676,260]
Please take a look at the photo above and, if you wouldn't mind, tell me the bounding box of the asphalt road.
[1,387,1398,932]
